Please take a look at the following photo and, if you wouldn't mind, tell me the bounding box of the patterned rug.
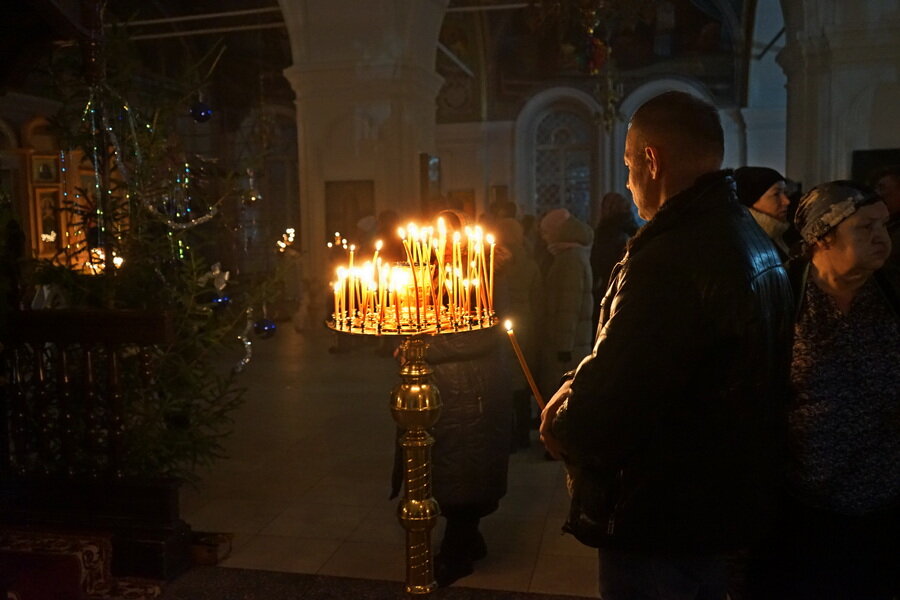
[161,567,588,600]
[0,527,162,599]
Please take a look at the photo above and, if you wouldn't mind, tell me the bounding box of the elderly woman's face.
[817,201,892,273]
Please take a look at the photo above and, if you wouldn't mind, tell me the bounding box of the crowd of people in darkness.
[338,90,899,598]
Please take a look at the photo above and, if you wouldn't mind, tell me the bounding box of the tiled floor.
[180,325,598,598]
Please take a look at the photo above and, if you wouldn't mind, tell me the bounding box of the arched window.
[533,108,594,222]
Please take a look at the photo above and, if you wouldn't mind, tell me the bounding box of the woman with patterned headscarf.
[754,181,900,599]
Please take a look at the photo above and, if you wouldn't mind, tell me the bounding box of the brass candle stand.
[326,323,496,595]
[390,335,441,594]
[326,219,498,595]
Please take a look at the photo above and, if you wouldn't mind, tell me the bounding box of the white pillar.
[279,0,448,285]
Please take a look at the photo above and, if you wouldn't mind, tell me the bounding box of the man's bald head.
[629,91,724,171]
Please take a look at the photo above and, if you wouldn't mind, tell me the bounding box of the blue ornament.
[254,318,276,339]
[189,101,214,123]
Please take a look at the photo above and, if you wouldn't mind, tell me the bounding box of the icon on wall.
[32,155,60,184]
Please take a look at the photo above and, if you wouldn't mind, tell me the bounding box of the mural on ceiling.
[436,0,746,124]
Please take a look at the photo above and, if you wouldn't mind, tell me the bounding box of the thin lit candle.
[504,320,545,409]
[486,234,495,313]
[333,281,340,324]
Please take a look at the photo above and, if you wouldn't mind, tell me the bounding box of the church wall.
[435,121,515,218]
[779,0,900,189]
[743,0,787,173]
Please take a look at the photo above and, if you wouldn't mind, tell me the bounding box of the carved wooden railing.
[2,309,174,480]
[0,309,192,580]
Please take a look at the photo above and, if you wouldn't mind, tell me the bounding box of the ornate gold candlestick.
[390,336,441,594]
[326,218,497,595]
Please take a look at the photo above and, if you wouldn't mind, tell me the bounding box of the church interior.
[1,1,899,598]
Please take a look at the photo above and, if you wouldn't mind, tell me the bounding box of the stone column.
[280,0,448,286]
[778,0,900,189]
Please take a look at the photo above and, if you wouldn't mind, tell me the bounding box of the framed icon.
[32,155,60,184]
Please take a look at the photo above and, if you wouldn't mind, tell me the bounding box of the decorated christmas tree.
[19,9,286,482]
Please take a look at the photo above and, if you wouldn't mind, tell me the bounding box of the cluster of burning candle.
[329,219,497,334]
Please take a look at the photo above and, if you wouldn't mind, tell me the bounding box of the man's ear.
[645,146,660,180]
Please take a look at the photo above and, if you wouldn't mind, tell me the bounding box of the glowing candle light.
[452,232,462,318]
[486,234,495,313]
[393,285,401,329]
[445,267,454,324]
[364,279,378,331]
[325,218,497,334]
[333,281,340,323]
[348,277,355,322]
[465,226,474,281]
[373,239,382,264]
[462,279,470,315]
[379,267,387,327]
[504,320,545,409]
[337,267,347,324]
[473,278,481,316]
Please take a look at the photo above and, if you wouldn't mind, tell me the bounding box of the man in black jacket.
[540,91,794,599]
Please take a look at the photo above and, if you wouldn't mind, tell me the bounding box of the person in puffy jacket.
[537,208,593,402]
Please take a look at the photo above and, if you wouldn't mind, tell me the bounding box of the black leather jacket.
[554,170,794,553]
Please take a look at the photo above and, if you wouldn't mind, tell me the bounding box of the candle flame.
[504,319,513,332]
[375,239,383,250]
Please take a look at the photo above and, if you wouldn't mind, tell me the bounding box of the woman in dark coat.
[425,327,510,581]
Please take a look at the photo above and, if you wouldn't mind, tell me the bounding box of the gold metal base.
[390,336,441,595]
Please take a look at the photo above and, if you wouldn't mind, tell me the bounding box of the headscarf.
[733,166,784,207]
[539,208,571,244]
[494,217,524,248]
[794,180,881,244]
